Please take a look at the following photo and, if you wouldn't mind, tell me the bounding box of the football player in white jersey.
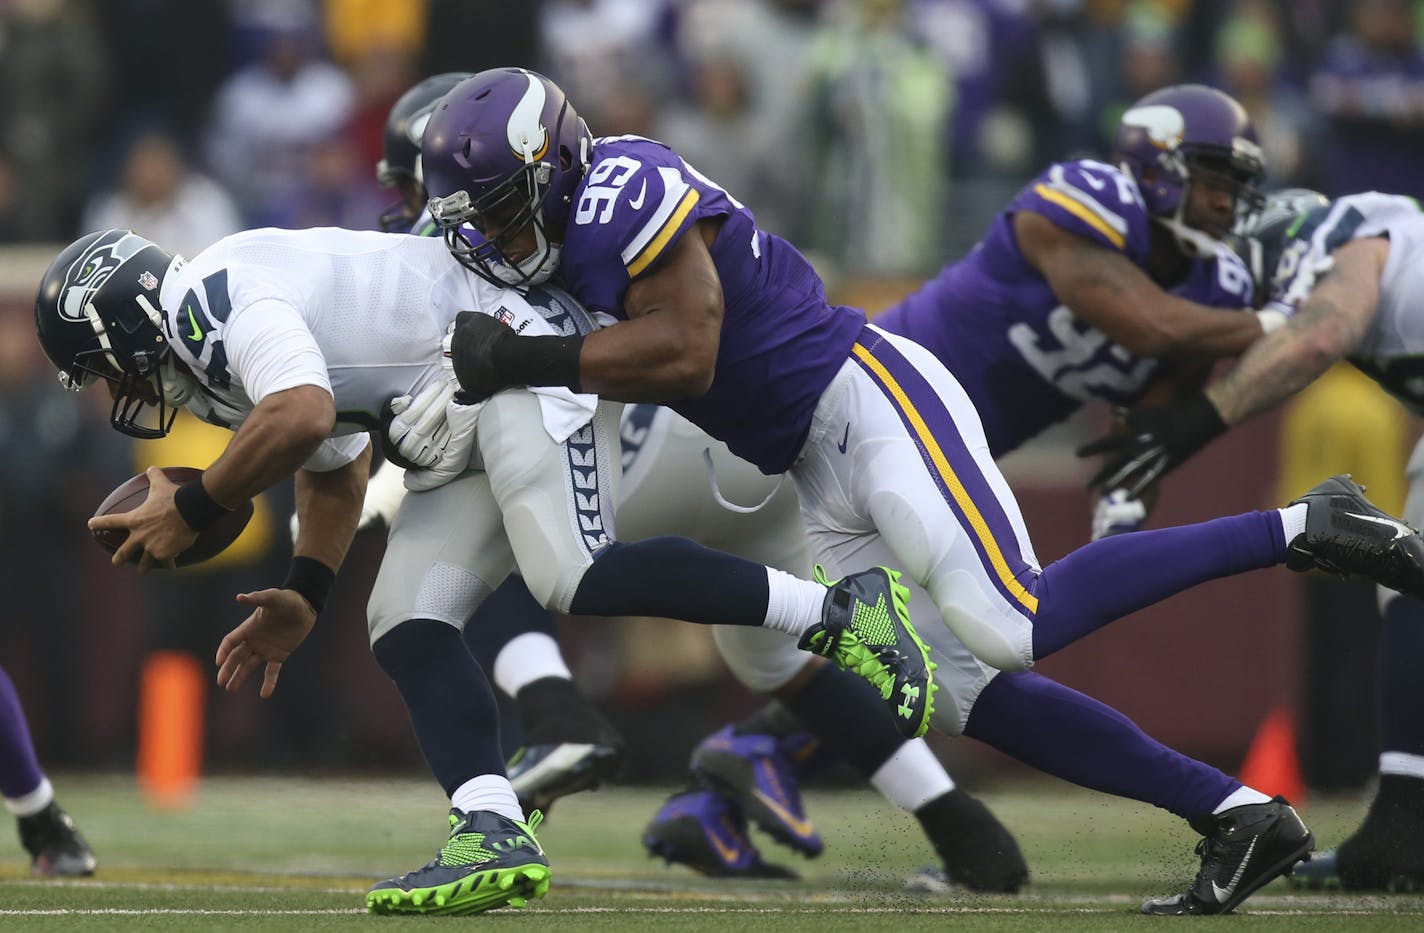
[34,226,965,915]
[1089,189,1424,893]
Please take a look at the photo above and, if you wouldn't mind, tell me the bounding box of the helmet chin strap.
[160,354,197,407]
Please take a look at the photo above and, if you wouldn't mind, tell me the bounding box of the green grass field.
[1,775,1421,930]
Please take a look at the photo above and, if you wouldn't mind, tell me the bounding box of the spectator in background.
[665,0,822,240]
[322,0,423,169]
[1093,2,1183,150]
[82,130,243,258]
[538,0,667,132]
[1309,0,1424,199]
[1212,0,1319,190]
[803,0,953,279]
[263,133,385,231]
[203,4,355,226]
[0,0,107,240]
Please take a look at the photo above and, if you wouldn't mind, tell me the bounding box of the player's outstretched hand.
[1076,396,1227,497]
[215,588,318,699]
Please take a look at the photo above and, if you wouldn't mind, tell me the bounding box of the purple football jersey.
[559,136,866,473]
[877,159,1255,457]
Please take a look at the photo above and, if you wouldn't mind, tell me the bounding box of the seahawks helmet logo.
[58,231,147,322]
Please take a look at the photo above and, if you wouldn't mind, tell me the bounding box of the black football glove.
[1076,394,1227,497]
[449,310,514,401]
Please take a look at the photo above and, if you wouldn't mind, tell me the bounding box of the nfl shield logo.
[494,307,515,327]
[138,271,159,291]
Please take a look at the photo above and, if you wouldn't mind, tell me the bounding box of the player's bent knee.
[367,560,496,646]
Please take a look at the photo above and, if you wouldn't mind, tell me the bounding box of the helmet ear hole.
[559,146,573,171]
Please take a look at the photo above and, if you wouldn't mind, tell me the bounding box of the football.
[92,466,255,568]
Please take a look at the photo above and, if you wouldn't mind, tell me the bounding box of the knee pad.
[368,560,495,647]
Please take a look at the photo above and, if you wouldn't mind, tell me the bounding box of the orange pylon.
[137,651,205,810]
[1237,707,1306,804]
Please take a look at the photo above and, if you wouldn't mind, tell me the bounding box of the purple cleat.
[643,789,798,879]
[691,726,824,858]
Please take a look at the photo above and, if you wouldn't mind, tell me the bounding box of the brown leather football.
[92,466,254,568]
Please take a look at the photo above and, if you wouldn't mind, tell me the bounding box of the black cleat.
[1142,796,1313,915]
[17,801,97,878]
[507,741,624,815]
[918,788,1029,893]
[1290,775,1424,893]
[1286,475,1424,598]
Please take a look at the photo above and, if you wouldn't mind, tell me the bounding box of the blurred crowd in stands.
[2,0,1423,777]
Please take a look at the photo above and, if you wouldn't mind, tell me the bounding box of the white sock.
[1380,751,1424,780]
[761,568,825,636]
[450,774,524,823]
[3,777,53,817]
[1278,503,1308,542]
[1213,785,1273,814]
[492,632,573,700]
[870,739,955,812]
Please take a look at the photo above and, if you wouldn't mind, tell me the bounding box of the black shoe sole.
[510,744,625,813]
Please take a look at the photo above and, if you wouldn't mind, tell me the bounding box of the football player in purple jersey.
[421,68,1424,913]
[347,74,1029,892]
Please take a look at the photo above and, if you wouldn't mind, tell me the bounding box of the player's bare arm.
[1015,210,1261,358]
[449,218,725,402]
[291,446,371,574]
[581,217,724,400]
[216,445,371,700]
[1206,237,1386,426]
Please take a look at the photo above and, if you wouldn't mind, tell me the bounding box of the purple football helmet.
[421,68,592,286]
[1112,84,1266,257]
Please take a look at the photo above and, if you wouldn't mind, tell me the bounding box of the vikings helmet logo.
[507,70,550,163]
[1121,105,1185,150]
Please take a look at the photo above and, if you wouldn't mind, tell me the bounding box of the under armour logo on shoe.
[898,682,921,719]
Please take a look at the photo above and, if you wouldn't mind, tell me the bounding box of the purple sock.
[0,666,45,800]
[964,671,1236,818]
[1031,511,1285,659]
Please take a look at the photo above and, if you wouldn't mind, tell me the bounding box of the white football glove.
[385,378,456,469]
[1091,489,1148,541]
[402,393,486,493]
[289,460,410,543]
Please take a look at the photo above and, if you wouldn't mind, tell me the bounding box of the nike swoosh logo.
[1210,835,1257,902]
[837,423,850,454]
[185,306,203,342]
[706,818,742,863]
[1345,512,1412,540]
[751,786,818,840]
[628,179,647,211]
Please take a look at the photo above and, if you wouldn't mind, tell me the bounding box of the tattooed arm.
[1205,237,1387,426]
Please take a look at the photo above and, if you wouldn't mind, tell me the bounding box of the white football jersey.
[158,227,597,469]
[1271,193,1424,413]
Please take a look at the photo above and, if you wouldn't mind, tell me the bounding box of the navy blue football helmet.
[34,229,194,438]
[421,68,592,286]
[377,72,474,232]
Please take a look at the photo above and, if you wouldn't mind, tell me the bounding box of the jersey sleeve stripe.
[1032,184,1128,249]
[623,168,700,277]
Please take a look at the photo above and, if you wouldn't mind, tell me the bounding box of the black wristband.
[1169,393,1228,457]
[282,556,336,614]
[494,333,585,392]
[173,479,230,532]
